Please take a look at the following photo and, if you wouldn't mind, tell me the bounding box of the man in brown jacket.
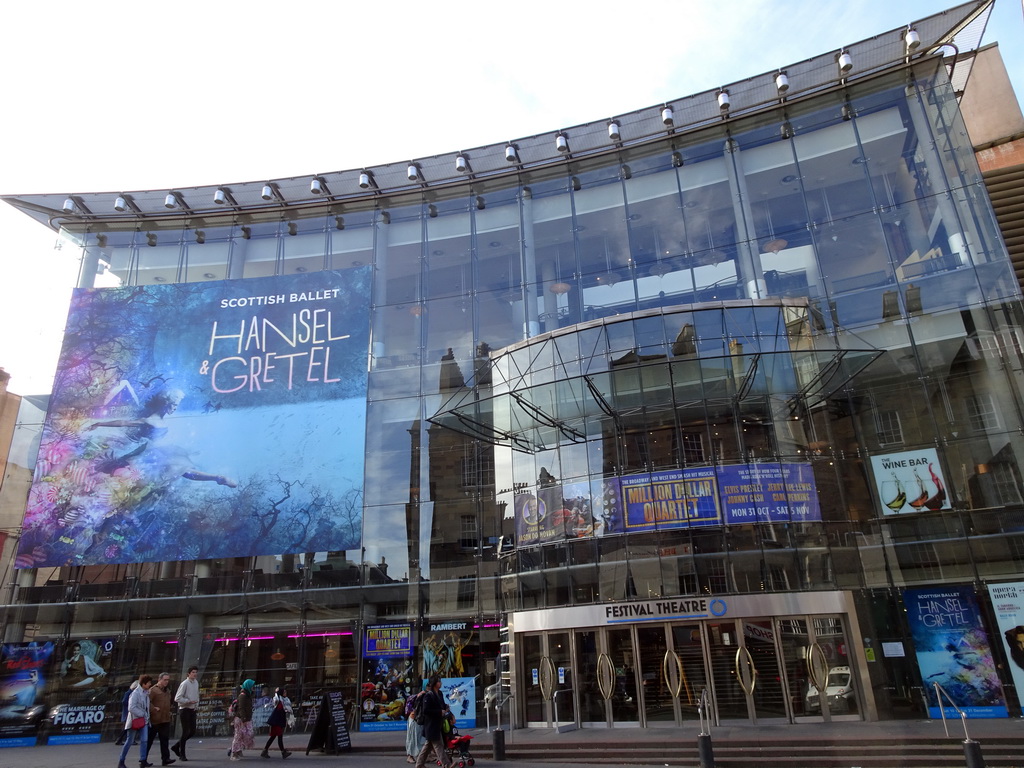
[144,673,176,766]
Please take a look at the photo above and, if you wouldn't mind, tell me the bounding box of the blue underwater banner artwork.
[18,269,371,567]
[904,586,1007,718]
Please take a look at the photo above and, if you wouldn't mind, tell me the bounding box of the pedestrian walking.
[115,680,139,746]
[260,687,293,759]
[144,672,176,766]
[413,675,451,768]
[118,674,153,768]
[171,666,199,761]
[230,678,256,760]
[404,684,426,763]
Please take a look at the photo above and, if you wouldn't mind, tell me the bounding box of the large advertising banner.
[717,463,820,523]
[903,587,1007,718]
[421,619,477,729]
[19,269,371,567]
[514,463,821,543]
[987,581,1024,701]
[604,463,820,534]
[45,638,118,745]
[360,624,413,732]
[619,467,722,531]
[869,448,950,515]
[0,641,54,747]
[514,475,603,546]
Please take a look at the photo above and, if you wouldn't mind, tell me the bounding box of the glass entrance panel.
[707,621,747,720]
[778,618,813,718]
[743,619,787,718]
[636,625,674,723]
[813,615,859,716]
[606,627,640,723]
[548,632,575,726]
[522,634,544,723]
[671,624,708,717]
[575,630,605,723]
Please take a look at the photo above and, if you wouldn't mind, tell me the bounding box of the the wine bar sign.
[870,448,950,516]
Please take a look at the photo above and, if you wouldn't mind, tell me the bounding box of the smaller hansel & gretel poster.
[360,624,413,732]
[904,586,1007,718]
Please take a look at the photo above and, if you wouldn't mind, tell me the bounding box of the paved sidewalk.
[2,718,1023,768]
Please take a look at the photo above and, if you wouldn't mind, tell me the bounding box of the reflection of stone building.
[0,368,25,588]
[3,1,1024,740]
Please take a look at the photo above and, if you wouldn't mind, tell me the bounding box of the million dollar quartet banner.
[514,463,820,546]
[360,624,414,732]
[987,581,1024,702]
[903,587,1007,718]
[18,269,371,567]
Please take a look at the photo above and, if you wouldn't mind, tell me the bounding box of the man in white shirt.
[171,666,200,761]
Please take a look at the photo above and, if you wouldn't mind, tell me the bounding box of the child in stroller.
[439,711,474,767]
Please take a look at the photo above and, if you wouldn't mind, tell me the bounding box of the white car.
[805,666,853,713]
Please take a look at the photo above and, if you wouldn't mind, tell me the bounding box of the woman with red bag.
[118,675,154,768]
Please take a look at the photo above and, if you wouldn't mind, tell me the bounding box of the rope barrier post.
[492,728,506,761]
[962,739,984,768]
[697,732,715,768]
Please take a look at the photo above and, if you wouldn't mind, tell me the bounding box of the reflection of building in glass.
[3,2,1024,740]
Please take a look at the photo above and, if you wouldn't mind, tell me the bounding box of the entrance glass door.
[670,624,708,717]
[809,615,859,719]
[606,627,639,724]
[547,632,575,728]
[636,625,674,724]
[707,620,748,719]
[524,611,860,728]
[575,630,605,723]
[522,634,545,724]
[742,619,788,719]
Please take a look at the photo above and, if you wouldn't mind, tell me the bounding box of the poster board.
[903,586,1007,718]
[305,690,350,754]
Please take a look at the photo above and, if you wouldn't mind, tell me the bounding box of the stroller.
[438,711,475,767]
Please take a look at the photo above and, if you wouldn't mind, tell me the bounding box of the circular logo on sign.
[709,598,727,616]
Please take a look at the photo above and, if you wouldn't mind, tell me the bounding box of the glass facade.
[3,39,1024,739]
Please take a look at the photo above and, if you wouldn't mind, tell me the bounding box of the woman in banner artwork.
[86,388,237,488]
[75,386,238,559]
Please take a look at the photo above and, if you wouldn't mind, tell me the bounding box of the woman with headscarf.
[230,679,255,760]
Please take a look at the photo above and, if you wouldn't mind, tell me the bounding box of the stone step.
[501,739,1021,767]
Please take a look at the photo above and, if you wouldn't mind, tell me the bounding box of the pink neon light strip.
[165,635,276,644]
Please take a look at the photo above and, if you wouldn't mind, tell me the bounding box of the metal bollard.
[962,739,984,768]
[492,728,506,761]
[697,733,715,768]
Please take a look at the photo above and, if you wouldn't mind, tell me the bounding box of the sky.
[1,0,1021,395]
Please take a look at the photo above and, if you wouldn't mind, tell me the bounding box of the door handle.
[735,646,757,697]
[596,653,615,701]
[662,649,683,700]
